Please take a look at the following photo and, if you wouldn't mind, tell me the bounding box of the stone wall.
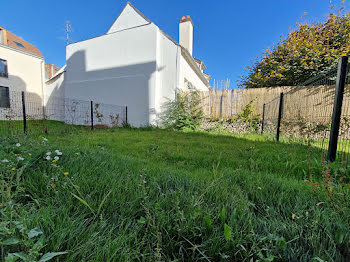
[200,119,262,134]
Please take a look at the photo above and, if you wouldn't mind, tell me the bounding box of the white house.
[0,26,46,118]
[53,2,211,127]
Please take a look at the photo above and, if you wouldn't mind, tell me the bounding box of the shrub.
[235,99,260,133]
[236,99,257,122]
[162,91,204,131]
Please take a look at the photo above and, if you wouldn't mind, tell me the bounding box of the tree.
[239,12,350,88]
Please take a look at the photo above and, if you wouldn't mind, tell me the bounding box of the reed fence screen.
[262,57,350,161]
[197,57,350,162]
[197,85,344,121]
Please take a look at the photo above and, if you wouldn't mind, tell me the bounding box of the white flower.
[55,150,62,155]
[46,152,51,156]
[42,137,48,142]
[1,159,9,163]
[17,157,24,161]
[54,156,59,161]
[46,156,51,160]
[16,143,21,147]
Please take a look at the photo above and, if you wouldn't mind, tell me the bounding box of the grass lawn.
[1,127,350,261]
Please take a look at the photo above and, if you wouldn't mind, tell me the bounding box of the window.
[0,59,8,78]
[14,41,25,48]
[0,29,3,45]
[0,86,10,108]
[13,41,25,48]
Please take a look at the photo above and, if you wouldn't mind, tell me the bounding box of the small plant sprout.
[16,143,21,147]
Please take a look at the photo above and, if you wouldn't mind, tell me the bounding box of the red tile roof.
[45,63,61,79]
[0,26,44,57]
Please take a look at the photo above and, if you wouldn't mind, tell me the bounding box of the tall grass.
[0,128,349,261]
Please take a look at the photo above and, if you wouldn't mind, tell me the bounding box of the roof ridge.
[126,2,152,24]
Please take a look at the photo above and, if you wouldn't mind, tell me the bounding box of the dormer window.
[0,59,8,78]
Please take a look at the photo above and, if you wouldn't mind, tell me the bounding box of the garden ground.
[1,126,349,261]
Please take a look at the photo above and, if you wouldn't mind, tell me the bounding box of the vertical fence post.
[231,89,234,116]
[90,100,94,130]
[220,95,223,118]
[327,56,348,162]
[261,103,266,135]
[276,92,284,141]
[125,106,128,125]
[21,91,27,134]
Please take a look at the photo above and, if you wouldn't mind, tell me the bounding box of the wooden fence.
[199,85,350,120]
[199,87,294,119]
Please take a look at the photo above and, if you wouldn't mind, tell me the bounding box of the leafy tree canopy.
[239,10,350,88]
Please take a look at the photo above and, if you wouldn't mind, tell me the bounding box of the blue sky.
[2,0,349,88]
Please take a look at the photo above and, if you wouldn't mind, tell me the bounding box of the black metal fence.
[0,90,127,136]
[262,56,350,162]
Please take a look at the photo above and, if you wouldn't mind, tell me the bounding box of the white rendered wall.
[65,23,158,127]
[44,70,66,122]
[153,30,179,125]
[154,30,210,126]
[44,68,65,105]
[178,54,209,92]
[0,45,45,119]
[0,45,44,97]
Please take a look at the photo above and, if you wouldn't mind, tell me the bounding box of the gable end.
[107,2,151,34]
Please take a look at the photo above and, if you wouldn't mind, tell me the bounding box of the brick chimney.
[50,63,55,77]
[179,15,193,55]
